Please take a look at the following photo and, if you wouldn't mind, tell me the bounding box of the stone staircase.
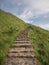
[4,27,41,65]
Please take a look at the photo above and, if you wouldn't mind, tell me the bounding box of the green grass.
[0,10,49,65]
[0,10,28,65]
[29,25,49,65]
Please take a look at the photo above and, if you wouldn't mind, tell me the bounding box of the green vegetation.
[0,10,27,65]
[29,25,49,65]
[0,10,49,65]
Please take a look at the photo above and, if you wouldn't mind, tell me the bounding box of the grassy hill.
[0,10,28,65]
[0,10,49,65]
[29,25,49,65]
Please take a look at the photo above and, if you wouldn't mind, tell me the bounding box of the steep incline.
[4,27,41,65]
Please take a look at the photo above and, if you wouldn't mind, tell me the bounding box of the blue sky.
[0,0,49,30]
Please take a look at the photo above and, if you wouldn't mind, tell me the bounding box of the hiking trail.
[4,27,41,65]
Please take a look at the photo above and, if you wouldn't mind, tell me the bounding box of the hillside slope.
[0,10,27,65]
[0,10,49,65]
[4,26,41,65]
[29,25,49,65]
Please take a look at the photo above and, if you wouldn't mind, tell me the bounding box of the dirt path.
[4,27,41,65]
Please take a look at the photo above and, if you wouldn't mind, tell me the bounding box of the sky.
[0,0,49,30]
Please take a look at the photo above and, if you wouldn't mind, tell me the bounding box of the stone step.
[17,34,28,37]
[17,38,29,39]
[14,41,30,43]
[8,53,36,58]
[14,40,30,44]
[16,39,29,41]
[12,43,31,48]
[8,48,34,53]
[17,36,29,38]
[8,50,34,53]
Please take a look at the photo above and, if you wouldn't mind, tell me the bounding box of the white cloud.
[9,0,49,17]
[18,0,49,20]
[39,24,49,30]
[26,0,49,13]
[43,15,48,18]
[5,0,49,30]
[19,9,33,19]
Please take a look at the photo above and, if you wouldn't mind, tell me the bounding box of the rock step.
[14,41,30,43]
[16,39,29,41]
[12,43,31,48]
[17,37,29,41]
[17,36,29,38]
[8,48,34,53]
[17,33,28,36]
[8,52,35,55]
[8,53,36,58]
[8,51,34,53]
